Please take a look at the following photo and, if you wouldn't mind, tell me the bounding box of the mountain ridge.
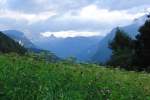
[3,30,36,49]
[0,31,26,54]
[92,15,148,63]
[34,35,103,61]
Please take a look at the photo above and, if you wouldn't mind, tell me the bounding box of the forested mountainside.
[0,31,26,54]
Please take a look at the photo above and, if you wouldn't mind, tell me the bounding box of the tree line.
[108,15,150,72]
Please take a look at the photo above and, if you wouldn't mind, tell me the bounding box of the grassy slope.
[0,54,150,100]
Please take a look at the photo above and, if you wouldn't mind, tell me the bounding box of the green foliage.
[108,15,150,72]
[0,54,150,100]
[62,57,77,64]
[0,32,26,54]
[108,28,134,70]
[26,51,60,63]
[133,16,150,71]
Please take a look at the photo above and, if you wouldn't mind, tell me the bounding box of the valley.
[0,1,150,99]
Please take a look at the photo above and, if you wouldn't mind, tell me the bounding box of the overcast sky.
[0,0,150,39]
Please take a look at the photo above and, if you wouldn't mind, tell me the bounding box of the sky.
[0,0,150,39]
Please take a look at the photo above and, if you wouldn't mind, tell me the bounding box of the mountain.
[3,30,43,53]
[34,35,102,61]
[92,15,148,63]
[0,31,26,54]
[3,30,36,49]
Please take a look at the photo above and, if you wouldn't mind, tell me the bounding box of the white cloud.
[0,24,9,30]
[0,1,150,38]
[0,0,7,5]
[80,5,145,21]
[33,0,48,4]
[0,9,57,24]
[38,5,148,38]
[40,30,101,38]
[61,5,146,25]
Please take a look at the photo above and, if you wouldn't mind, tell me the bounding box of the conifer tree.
[108,28,133,70]
[134,15,150,71]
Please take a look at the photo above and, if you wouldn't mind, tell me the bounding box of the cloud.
[61,5,146,24]
[4,0,94,13]
[0,9,57,24]
[80,5,145,22]
[40,31,101,38]
[3,0,150,13]
[96,0,150,10]
[0,24,9,30]
[0,0,150,38]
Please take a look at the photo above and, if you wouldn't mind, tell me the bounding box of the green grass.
[0,54,150,100]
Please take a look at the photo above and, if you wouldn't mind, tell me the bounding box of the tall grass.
[0,54,150,100]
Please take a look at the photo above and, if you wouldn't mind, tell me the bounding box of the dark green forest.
[0,31,26,54]
[108,15,150,72]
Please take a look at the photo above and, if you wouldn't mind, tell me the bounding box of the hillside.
[3,30,36,49]
[0,54,150,100]
[92,15,148,63]
[3,30,59,55]
[0,31,26,54]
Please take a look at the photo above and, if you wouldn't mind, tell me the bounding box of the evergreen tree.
[108,28,134,70]
[134,15,150,71]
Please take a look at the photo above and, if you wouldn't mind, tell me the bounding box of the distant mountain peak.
[133,15,148,25]
[49,34,56,38]
[3,30,36,49]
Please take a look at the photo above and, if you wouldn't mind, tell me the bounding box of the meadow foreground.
[0,54,150,100]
